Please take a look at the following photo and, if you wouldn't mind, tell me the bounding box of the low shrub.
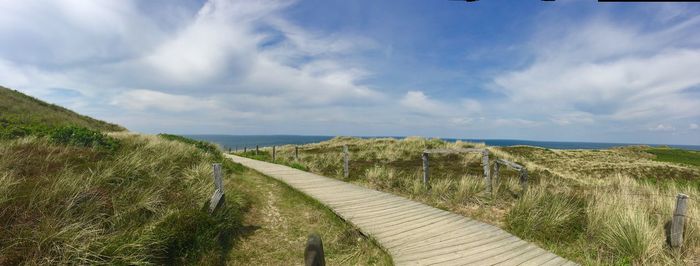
[49,126,119,151]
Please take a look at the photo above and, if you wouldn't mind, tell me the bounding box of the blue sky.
[1,0,699,145]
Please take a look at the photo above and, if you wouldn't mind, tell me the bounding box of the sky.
[1,0,699,145]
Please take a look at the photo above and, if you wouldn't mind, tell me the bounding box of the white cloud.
[111,89,218,112]
[0,0,384,119]
[461,99,482,113]
[493,16,700,125]
[649,124,676,132]
[690,123,699,130]
[550,112,595,126]
[400,91,440,113]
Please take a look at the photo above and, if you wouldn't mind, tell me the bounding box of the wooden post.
[493,162,500,184]
[422,152,430,188]
[209,163,224,214]
[343,145,349,178]
[228,147,231,153]
[304,233,325,266]
[244,147,247,153]
[295,146,299,161]
[671,193,689,248]
[213,163,223,191]
[519,168,528,194]
[256,145,259,155]
[482,149,491,195]
[272,146,276,161]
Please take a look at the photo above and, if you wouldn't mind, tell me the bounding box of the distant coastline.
[185,134,700,151]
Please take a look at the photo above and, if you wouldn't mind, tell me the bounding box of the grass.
[238,136,700,265]
[644,147,700,168]
[0,133,248,264]
[0,86,124,133]
[227,168,391,265]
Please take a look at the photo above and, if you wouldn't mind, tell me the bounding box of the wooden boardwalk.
[226,155,576,266]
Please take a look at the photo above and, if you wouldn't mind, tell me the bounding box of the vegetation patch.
[0,86,124,132]
[506,187,586,244]
[644,147,700,168]
[0,134,248,264]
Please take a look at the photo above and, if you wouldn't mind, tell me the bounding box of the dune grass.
[227,167,392,265]
[0,133,248,265]
[0,86,124,133]
[238,136,700,265]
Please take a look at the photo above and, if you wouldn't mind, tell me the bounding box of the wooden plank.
[394,229,513,261]
[396,235,517,263]
[438,241,528,265]
[424,148,484,154]
[369,209,453,233]
[493,247,548,265]
[495,158,523,170]
[224,154,575,266]
[520,252,559,266]
[391,222,497,252]
[208,189,224,214]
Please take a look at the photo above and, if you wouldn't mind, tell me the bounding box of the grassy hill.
[0,88,389,264]
[0,86,125,136]
[240,137,700,265]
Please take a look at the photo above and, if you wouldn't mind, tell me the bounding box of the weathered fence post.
[209,163,224,214]
[295,146,299,161]
[482,149,491,195]
[493,162,500,184]
[671,193,689,248]
[272,146,276,161]
[519,168,528,193]
[422,152,430,188]
[244,147,247,153]
[228,147,231,153]
[256,145,259,155]
[343,145,349,178]
[304,233,325,266]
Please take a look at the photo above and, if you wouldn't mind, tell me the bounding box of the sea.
[185,135,700,151]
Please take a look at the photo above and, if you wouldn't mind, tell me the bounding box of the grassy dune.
[240,137,700,265]
[0,133,248,264]
[0,86,124,134]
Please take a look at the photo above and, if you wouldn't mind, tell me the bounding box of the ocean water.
[185,135,700,151]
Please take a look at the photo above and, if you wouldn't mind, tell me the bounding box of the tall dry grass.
[0,134,247,264]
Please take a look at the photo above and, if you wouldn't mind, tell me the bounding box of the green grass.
[506,187,586,244]
[0,134,248,264]
[0,86,124,133]
[644,148,700,167]
[227,168,392,265]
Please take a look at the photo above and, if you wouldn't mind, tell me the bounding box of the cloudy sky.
[1,0,699,145]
